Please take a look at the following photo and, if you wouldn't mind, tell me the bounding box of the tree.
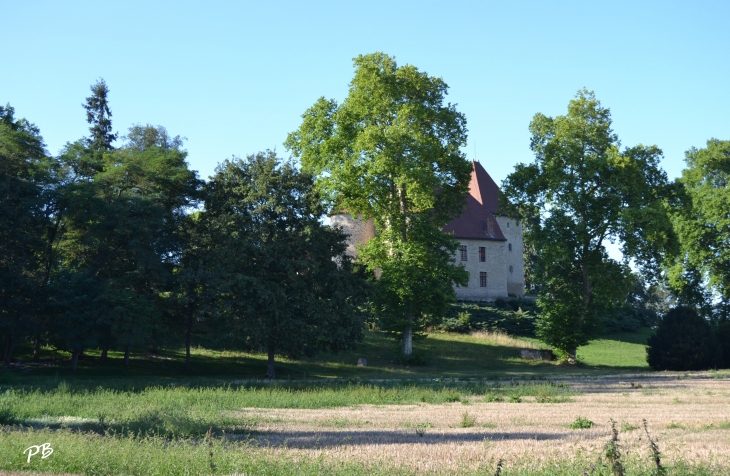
[83,78,117,151]
[53,124,200,370]
[173,211,220,372]
[285,52,470,356]
[667,139,730,311]
[646,306,720,370]
[502,90,676,360]
[0,104,49,365]
[203,151,367,378]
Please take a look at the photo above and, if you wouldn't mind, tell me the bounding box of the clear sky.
[4,0,729,187]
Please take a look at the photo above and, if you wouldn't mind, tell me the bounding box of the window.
[478,246,485,262]
[459,245,467,261]
[507,222,510,228]
[509,265,514,273]
[480,272,487,287]
[508,243,512,252]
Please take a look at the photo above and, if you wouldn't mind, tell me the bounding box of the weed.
[493,458,503,475]
[460,411,476,428]
[0,402,15,425]
[570,416,594,429]
[643,419,665,475]
[620,422,639,432]
[508,395,522,403]
[206,426,216,474]
[415,421,432,437]
[604,419,625,476]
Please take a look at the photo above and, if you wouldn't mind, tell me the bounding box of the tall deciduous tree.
[54,124,200,370]
[667,139,730,313]
[502,90,676,360]
[203,151,367,378]
[0,104,49,365]
[285,53,470,356]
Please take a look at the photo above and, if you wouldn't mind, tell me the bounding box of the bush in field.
[715,320,730,369]
[646,306,721,371]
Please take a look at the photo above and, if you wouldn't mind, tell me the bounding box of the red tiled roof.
[442,161,506,241]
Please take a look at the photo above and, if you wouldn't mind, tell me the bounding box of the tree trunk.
[33,334,42,361]
[70,347,82,372]
[401,308,413,356]
[2,334,13,366]
[100,343,109,361]
[185,306,194,372]
[123,344,131,368]
[266,343,276,379]
[567,347,577,364]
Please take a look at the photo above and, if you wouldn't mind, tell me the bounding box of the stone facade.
[496,216,525,297]
[329,214,375,259]
[330,161,525,301]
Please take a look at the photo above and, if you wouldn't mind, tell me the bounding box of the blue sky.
[4,0,729,187]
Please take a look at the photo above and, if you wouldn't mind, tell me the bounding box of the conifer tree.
[83,78,117,151]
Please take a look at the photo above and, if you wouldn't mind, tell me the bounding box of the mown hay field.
[2,374,730,475]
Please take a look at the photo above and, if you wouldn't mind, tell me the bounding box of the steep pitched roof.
[442,160,506,241]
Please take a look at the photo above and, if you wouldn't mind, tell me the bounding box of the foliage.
[52,123,200,368]
[0,104,52,365]
[437,300,537,335]
[569,416,594,429]
[646,306,721,370]
[201,151,367,378]
[285,52,471,356]
[667,139,730,306]
[83,78,117,151]
[502,89,676,358]
[460,410,477,428]
[714,320,730,369]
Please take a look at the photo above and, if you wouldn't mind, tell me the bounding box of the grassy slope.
[1,328,652,390]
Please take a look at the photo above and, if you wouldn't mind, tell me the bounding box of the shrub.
[715,320,730,369]
[646,306,721,371]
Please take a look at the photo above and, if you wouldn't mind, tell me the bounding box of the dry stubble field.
[234,375,730,473]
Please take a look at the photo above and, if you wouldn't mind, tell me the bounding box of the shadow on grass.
[244,429,590,448]
[10,410,251,439]
[1,330,654,392]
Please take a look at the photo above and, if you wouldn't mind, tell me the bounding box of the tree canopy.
[667,139,730,311]
[202,151,367,377]
[502,89,676,358]
[285,52,470,356]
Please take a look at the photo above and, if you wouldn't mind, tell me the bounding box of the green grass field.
[2,328,652,388]
[0,328,670,475]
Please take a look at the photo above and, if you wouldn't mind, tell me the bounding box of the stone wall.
[495,216,525,296]
[329,214,376,258]
[331,213,525,301]
[453,238,508,301]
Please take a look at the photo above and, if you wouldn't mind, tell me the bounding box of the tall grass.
[0,428,720,476]
[469,330,540,349]
[0,381,577,437]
